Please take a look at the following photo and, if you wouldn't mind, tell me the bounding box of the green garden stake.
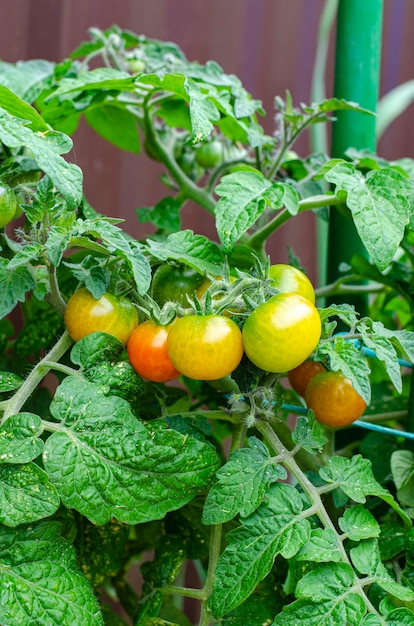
[326,0,383,315]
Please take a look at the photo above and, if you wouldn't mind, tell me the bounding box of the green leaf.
[0,85,49,131]
[350,539,414,602]
[137,196,182,234]
[0,257,36,319]
[317,335,371,404]
[390,450,414,507]
[0,372,24,393]
[295,528,343,563]
[323,162,411,271]
[0,59,54,103]
[186,81,221,143]
[292,413,328,454]
[0,413,43,464]
[43,378,220,525]
[0,521,103,625]
[338,505,380,541]
[0,462,59,526]
[215,170,284,251]
[210,482,311,617]
[202,436,286,525]
[74,515,130,587]
[295,562,355,602]
[146,230,224,275]
[47,67,137,99]
[70,331,125,369]
[272,595,365,625]
[76,219,152,295]
[85,103,140,153]
[0,108,83,209]
[359,321,402,393]
[319,455,390,504]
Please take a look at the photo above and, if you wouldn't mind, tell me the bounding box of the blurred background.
[1,0,413,281]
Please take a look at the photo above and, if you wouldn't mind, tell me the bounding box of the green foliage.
[1,24,414,626]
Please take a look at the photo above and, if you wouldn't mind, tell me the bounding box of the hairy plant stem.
[143,103,216,214]
[1,332,73,424]
[257,420,382,619]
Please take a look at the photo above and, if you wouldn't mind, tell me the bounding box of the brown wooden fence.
[1,0,414,282]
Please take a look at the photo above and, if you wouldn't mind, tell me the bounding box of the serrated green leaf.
[318,336,371,403]
[215,171,284,251]
[74,515,130,587]
[319,455,389,504]
[202,436,286,525]
[323,162,411,271]
[359,320,403,392]
[338,505,380,541]
[0,462,59,526]
[272,595,365,626]
[0,59,54,103]
[6,242,43,270]
[371,323,414,364]
[0,372,24,392]
[210,482,311,617]
[70,331,125,369]
[0,521,103,625]
[292,413,328,454]
[146,230,224,275]
[296,562,355,601]
[0,413,43,463]
[47,67,136,99]
[186,81,220,143]
[390,450,414,507]
[0,108,83,209]
[385,607,414,625]
[79,219,151,295]
[137,196,182,234]
[43,378,220,525]
[0,258,36,319]
[295,528,342,563]
[351,539,414,602]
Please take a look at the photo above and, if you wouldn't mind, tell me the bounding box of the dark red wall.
[1,0,413,284]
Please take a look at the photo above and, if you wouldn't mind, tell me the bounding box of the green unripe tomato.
[0,183,17,228]
[195,140,223,169]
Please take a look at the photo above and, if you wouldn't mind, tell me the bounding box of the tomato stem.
[246,193,342,252]
[1,331,73,424]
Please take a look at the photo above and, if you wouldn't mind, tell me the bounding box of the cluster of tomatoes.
[63,262,367,428]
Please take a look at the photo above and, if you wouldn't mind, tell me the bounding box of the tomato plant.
[242,293,322,372]
[305,370,367,427]
[0,182,17,227]
[64,287,138,345]
[1,24,414,626]
[167,314,244,380]
[287,359,326,397]
[127,320,181,382]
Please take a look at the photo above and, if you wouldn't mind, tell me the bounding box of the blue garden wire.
[282,403,414,441]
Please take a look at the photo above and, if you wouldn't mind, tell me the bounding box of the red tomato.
[127,320,181,383]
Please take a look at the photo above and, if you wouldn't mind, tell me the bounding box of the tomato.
[195,139,223,169]
[305,371,367,427]
[151,264,205,306]
[242,293,321,373]
[167,314,243,380]
[287,360,326,397]
[127,321,181,383]
[268,264,315,304]
[64,287,138,345]
[0,183,17,228]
